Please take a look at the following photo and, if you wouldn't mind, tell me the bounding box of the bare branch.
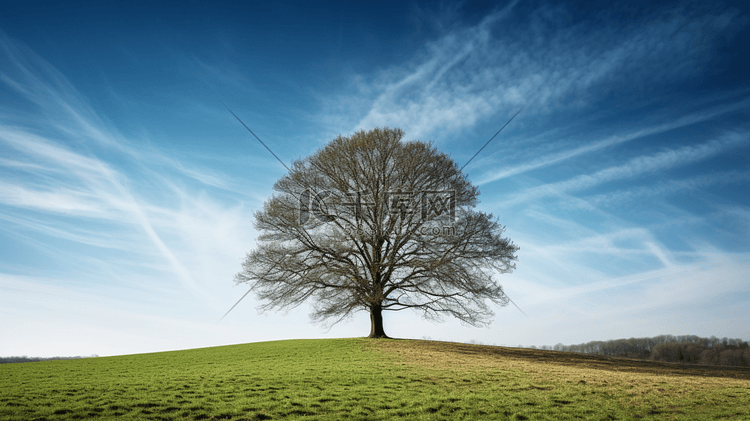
[233,127,520,337]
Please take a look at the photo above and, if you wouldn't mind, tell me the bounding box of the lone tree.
[234,127,519,338]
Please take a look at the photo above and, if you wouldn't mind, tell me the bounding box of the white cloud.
[319,2,743,142]
[0,34,266,311]
[499,130,749,207]
[477,96,750,184]
[586,169,750,207]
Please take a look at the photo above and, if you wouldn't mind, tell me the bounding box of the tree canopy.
[234,127,519,337]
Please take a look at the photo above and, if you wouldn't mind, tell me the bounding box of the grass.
[1,337,749,420]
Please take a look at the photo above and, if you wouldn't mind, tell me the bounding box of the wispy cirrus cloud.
[498,130,750,207]
[0,127,210,301]
[0,33,129,152]
[514,246,750,317]
[0,33,259,309]
[476,96,750,184]
[322,2,745,141]
[585,170,750,208]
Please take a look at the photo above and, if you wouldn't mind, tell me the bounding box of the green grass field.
[1,337,749,420]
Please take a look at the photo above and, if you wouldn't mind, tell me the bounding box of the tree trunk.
[368,304,388,338]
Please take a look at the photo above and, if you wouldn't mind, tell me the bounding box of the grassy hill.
[1,337,748,420]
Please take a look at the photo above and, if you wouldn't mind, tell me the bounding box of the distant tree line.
[531,335,750,367]
[0,355,98,364]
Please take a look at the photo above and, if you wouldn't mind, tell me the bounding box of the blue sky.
[1,0,749,357]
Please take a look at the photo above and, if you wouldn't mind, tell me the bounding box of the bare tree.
[234,127,519,338]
